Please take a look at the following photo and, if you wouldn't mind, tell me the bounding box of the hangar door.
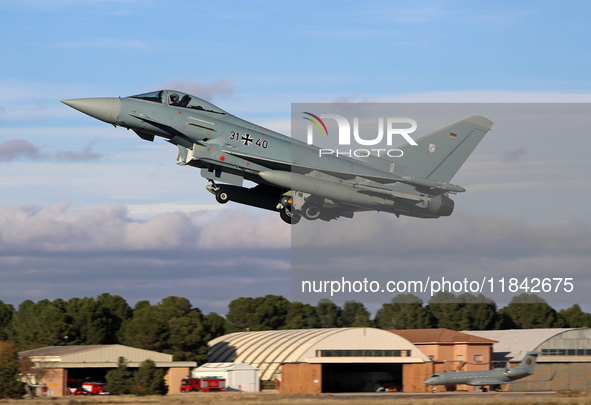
[322,363,403,392]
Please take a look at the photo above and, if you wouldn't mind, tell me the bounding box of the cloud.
[54,141,103,162]
[0,203,196,253]
[161,79,235,101]
[197,209,290,249]
[502,147,527,161]
[0,202,289,254]
[0,139,102,162]
[0,203,291,313]
[1,202,589,311]
[0,139,40,161]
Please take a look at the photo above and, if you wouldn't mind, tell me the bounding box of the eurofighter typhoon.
[62,90,493,224]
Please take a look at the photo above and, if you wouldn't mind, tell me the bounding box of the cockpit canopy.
[128,90,226,114]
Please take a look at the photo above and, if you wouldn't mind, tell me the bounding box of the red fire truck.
[67,381,108,395]
[181,377,226,392]
[81,382,108,395]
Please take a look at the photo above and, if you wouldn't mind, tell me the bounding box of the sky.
[1,1,591,316]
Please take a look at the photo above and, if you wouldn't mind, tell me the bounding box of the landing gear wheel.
[280,206,300,225]
[215,190,229,204]
[302,203,321,220]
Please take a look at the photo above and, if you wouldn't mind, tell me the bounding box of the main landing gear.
[301,202,322,220]
[278,194,324,224]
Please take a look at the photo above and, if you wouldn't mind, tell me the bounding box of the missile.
[258,170,456,218]
[258,170,393,208]
[401,176,466,193]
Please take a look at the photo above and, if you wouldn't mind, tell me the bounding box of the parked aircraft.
[424,351,555,392]
[62,90,493,224]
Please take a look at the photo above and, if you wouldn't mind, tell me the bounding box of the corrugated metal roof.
[197,362,258,370]
[464,328,575,361]
[390,328,498,344]
[19,345,110,357]
[18,344,176,366]
[209,328,429,381]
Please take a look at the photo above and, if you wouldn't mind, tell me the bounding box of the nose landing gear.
[215,189,229,204]
[207,180,230,204]
[278,195,301,225]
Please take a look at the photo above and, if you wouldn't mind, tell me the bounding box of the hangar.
[208,327,429,393]
[18,344,196,396]
[467,328,591,391]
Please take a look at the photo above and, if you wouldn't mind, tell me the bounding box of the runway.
[329,391,558,401]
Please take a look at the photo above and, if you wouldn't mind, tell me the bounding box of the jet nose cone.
[424,377,435,385]
[61,97,121,125]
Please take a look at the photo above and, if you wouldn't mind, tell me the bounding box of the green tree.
[225,297,254,332]
[283,302,319,329]
[119,297,211,363]
[133,300,151,312]
[427,292,465,330]
[166,306,208,362]
[341,301,372,327]
[9,299,71,350]
[118,302,169,353]
[96,293,132,342]
[458,293,498,330]
[132,359,167,396]
[498,293,566,329]
[0,301,14,342]
[226,295,290,332]
[66,297,116,344]
[203,312,227,339]
[105,356,133,394]
[375,294,432,329]
[0,342,25,399]
[560,304,591,328]
[316,299,342,328]
[252,295,290,330]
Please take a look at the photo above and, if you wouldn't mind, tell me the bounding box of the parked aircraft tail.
[519,351,540,375]
[379,115,493,183]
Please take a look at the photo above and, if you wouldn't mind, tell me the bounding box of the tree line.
[1,291,590,364]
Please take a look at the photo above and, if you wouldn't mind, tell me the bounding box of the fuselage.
[62,90,492,223]
[63,90,450,217]
[115,91,408,180]
[424,367,530,386]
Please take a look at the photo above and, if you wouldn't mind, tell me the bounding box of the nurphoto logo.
[302,112,418,157]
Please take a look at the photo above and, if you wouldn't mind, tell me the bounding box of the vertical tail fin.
[390,115,493,183]
[519,351,540,375]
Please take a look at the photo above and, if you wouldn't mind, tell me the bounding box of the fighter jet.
[61,90,493,224]
[424,351,555,392]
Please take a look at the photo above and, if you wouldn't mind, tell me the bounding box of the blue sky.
[1,1,591,315]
